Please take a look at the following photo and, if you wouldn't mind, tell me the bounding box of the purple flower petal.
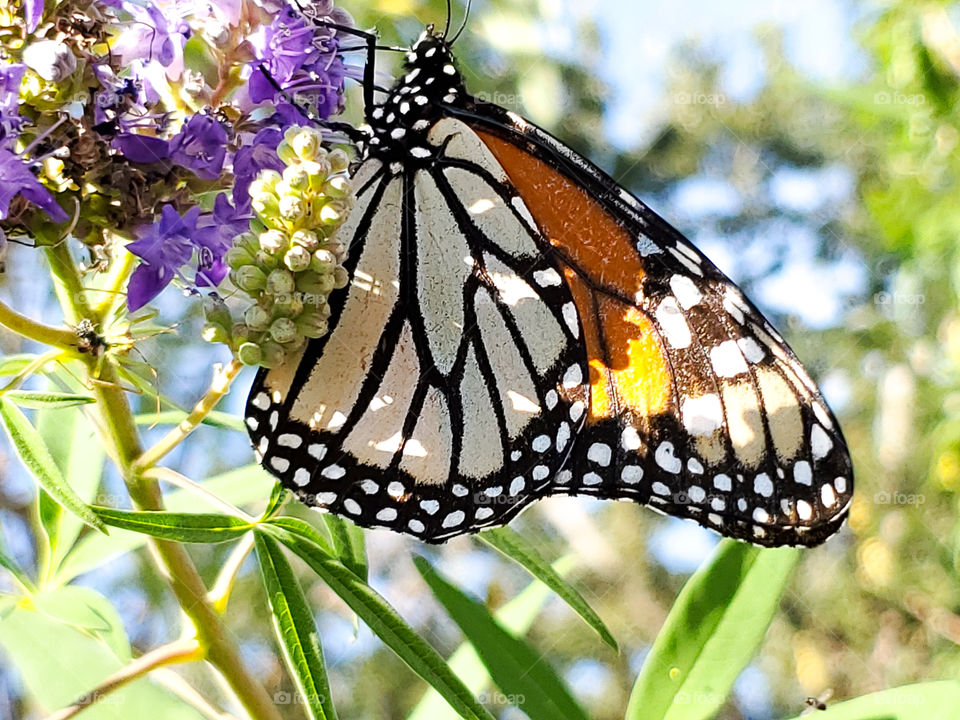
[24,0,43,32]
[126,263,170,312]
[0,148,67,223]
[169,113,228,179]
[112,133,171,163]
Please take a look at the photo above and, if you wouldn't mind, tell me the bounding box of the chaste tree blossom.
[0,0,360,359]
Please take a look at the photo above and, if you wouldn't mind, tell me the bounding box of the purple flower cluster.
[248,2,357,121]
[1,0,356,314]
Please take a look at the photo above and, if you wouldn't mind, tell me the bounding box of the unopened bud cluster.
[212,127,353,367]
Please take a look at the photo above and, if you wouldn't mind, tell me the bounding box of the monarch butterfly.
[245,14,853,547]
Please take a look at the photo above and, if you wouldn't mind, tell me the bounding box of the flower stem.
[0,298,78,351]
[43,241,283,720]
[133,358,245,473]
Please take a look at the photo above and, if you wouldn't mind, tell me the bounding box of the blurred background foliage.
[3,0,960,718]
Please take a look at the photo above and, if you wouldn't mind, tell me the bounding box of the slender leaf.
[0,397,104,533]
[408,556,577,720]
[784,681,960,720]
[323,514,368,581]
[3,390,95,409]
[55,463,274,583]
[626,540,800,720]
[255,531,337,720]
[414,555,589,720]
[260,483,290,520]
[265,517,335,556]
[0,354,39,376]
[478,527,617,650]
[134,409,245,432]
[92,507,253,544]
[265,523,495,720]
[49,416,104,573]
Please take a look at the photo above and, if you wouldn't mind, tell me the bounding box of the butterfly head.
[363,25,467,170]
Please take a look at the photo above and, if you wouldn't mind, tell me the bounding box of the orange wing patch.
[477,131,672,424]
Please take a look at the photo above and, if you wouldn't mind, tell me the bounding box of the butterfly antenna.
[450,0,471,45]
[443,0,453,39]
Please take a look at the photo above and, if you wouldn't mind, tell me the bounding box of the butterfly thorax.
[363,28,467,172]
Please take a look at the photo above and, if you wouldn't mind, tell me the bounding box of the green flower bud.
[284,245,312,272]
[319,200,348,225]
[277,140,298,165]
[323,175,352,199]
[270,317,299,344]
[291,127,324,161]
[252,194,280,221]
[266,268,296,295]
[306,158,333,191]
[297,315,329,339]
[237,342,263,366]
[234,231,259,255]
[321,240,346,259]
[260,340,288,367]
[279,195,305,222]
[234,266,268,292]
[232,323,257,343]
[225,245,256,270]
[274,292,304,317]
[291,229,319,252]
[202,322,230,344]
[311,248,337,274]
[283,164,310,191]
[244,304,271,330]
[296,272,336,295]
[259,229,288,254]
[249,170,281,197]
[333,266,350,289]
[328,148,350,172]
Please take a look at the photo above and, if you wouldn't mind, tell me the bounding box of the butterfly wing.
[245,131,590,541]
[450,105,853,546]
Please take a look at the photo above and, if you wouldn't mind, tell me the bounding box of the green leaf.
[0,397,105,533]
[92,507,253,544]
[408,556,577,720]
[264,523,496,720]
[0,354,39,376]
[323,514,368,581]
[255,531,338,720]
[3,390,95,409]
[413,555,589,720]
[265,517,335,557]
[31,586,131,661]
[626,540,800,720]
[260,482,290,520]
[55,463,274,584]
[133,409,246,432]
[784,681,960,720]
[0,589,204,719]
[478,527,617,650]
